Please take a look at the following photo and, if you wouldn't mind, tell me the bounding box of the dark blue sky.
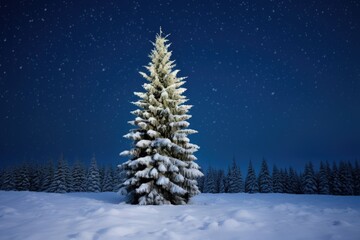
[1,0,359,170]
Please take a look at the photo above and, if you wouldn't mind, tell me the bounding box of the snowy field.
[0,191,359,240]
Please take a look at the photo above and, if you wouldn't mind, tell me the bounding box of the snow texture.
[0,191,359,240]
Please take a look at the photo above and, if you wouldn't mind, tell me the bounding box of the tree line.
[0,156,121,193]
[1,157,359,196]
[198,159,360,196]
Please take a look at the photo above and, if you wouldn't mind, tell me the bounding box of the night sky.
[1,0,359,170]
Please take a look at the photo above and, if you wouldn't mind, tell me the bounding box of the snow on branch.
[136,183,151,194]
[151,138,172,148]
[169,182,186,195]
[139,71,152,82]
[124,132,142,140]
[136,140,152,148]
[134,92,147,99]
[135,168,151,178]
[157,176,170,186]
[128,156,153,168]
[147,129,159,138]
[170,121,190,128]
[176,129,198,135]
[153,153,171,165]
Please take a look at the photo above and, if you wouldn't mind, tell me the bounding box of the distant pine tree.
[318,161,330,194]
[87,156,101,192]
[302,162,317,194]
[112,166,123,192]
[37,165,46,191]
[102,167,115,192]
[227,158,243,193]
[1,168,15,191]
[42,160,55,192]
[330,162,341,195]
[258,159,272,193]
[99,166,106,190]
[49,157,68,193]
[353,161,360,196]
[29,164,43,192]
[338,161,353,195]
[298,172,305,193]
[288,167,301,194]
[0,169,4,189]
[224,166,231,193]
[197,175,205,193]
[64,160,73,192]
[15,164,30,191]
[72,161,87,192]
[217,170,226,193]
[0,171,3,189]
[0,168,7,190]
[280,168,290,193]
[325,161,332,192]
[272,165,282,193]
[203,167,217,193]
[245,160,258,193]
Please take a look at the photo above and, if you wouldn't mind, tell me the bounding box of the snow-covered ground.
[0,191,359,240]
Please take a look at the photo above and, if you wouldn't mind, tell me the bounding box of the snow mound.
[0,191,360,240]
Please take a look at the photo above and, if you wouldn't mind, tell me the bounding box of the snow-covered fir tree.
[28,164,43,192]
[99,166,106,190]
[197,175,205,193]
[112,166,123,192]
[338,161,353,195]
[87,156,101,192]
[288,167,301,194]
[15,164,30,191]
[227,158,243,193]
[72,161,87,192]
[258,159,272,193]
[102,167,115,192]
[272,164,282,193]
[325,161,332,193]
[318,161,330,194]
[298,172,305,194]
[49,157,68,193]
[0,169,8,190]
[119,29,203,205]
[64,160,73,192]
[245,160,258,193]
[0,169,4,189]
[203,167,217,193]
[224,166,231,192]
[3,168,16,191]
[280,168,290,193]
[330,162,341,195]
[42,160,55,192]
[302,162,317,194]
[353,161,360,195]
[217,169,226,193]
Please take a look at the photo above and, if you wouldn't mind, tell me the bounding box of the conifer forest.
[1,158,359,196]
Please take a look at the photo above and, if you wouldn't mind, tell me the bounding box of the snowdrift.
[0,191,359,240]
